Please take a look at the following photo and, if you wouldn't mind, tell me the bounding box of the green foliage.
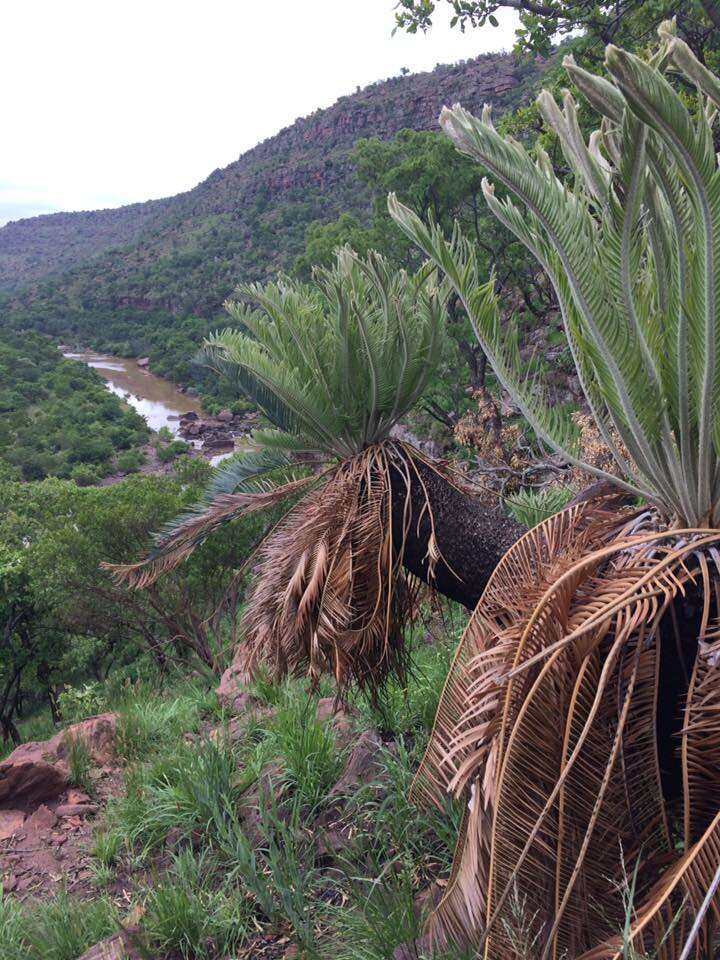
[0,474,263,737]
[0,329,148,481]
[115,448,146,473]
[211,247,447,456]
[506,485,574,528]
[141,849,251,959]
[107,737,242,854]
[390,25,720,524]
[114,686,213,763]
[155,438,190,463]
[0,888,118,960]
[270,694,345,810]
[393,0,720,66]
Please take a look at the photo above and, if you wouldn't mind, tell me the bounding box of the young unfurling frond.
[390,21,720,526]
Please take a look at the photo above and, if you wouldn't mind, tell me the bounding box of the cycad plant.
[113,248,454,696]
[390,22,720,960]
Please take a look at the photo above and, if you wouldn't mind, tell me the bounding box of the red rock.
[1,713,117,810]
[0,743,68,807]
[24,803,57,833]
[327,730,383,800]
[65,788,92,804]
[56,802,98,818]
[50,714,117,766]
[216,661,258,713]
[77,933,129,960]
[0,809,25,840]
[316,698,359,745]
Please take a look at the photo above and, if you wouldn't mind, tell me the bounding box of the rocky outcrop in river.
[177,409,258,452]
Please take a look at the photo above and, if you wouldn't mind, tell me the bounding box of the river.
[61,350,202,435]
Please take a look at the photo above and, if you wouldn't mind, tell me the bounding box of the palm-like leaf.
[207,247,447,459]
[389,22,720,526]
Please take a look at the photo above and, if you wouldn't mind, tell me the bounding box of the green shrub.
[157,439,190,463]
[70,463,100,486]
[174,454,212,484]
[58,681,106,722]
[505,485,574,528]
[116,448,146,473]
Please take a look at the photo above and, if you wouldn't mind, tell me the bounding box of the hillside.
[0,198,173,291]
[0,50,541,365]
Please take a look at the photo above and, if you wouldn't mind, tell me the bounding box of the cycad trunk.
[390,456,523,609]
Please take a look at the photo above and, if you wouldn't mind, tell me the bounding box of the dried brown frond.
[103,476,317,590]
[108,439,452,699]
[237,441,442,698]
[413,498,720,958]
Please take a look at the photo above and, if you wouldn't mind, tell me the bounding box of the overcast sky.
[1,1,519,226]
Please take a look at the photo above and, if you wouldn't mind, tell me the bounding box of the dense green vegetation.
[3,7,720,959]
[0,330,148,482]
[0,468,269,744]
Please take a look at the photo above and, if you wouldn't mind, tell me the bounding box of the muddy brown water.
[61,350,203,435]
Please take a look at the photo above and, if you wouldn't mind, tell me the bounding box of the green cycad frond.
[390,22,720,526]
[208,246,447,459]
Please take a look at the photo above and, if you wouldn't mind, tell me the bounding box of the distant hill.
[0,50,542,389]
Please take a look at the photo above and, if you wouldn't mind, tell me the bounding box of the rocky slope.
[0,51,540,328]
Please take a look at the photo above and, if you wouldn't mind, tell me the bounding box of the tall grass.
[142,849,251,960]
[269,690,345,810]
[0,887,119,960]
[64,732,94,794]
[105,736,241,854]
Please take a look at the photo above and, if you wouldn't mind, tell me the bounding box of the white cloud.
[0,0,518,224]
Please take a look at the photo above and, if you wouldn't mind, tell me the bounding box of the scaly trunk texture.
[391,456,524,610]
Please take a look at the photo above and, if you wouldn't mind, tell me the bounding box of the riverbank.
[60,348,257,481]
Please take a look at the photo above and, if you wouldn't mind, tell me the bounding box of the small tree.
[112,249,456,697]
[390,21,720,959]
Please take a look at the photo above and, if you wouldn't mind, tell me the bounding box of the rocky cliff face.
[0,51,540,332]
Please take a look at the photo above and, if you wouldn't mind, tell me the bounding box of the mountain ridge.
[0,50,540,296]
[0,50,541,392]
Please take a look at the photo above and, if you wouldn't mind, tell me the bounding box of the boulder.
[180,411,198,422]
[0,809,25,840]
[201,436,234,452]
[56,802,99,818]
[0,713,115,808]
[51,713,117,766]
[136,357,150,368]
[326,730,384,801]
[316,698,359,746]
[216,409,233,423]
[78,933,133,960]
[24,803,58,833]
[0,743,68,807]
[216,661,256,713]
